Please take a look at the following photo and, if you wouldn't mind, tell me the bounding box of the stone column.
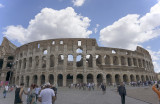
[29,75,32,86]
[103,74,106,84]
[63,74,66,87]
[54,73,57,86]
[125,57,128,66]
[92,55,96,70]
[73,55,77,70]
[45,73,49,83]
[31,57,35,71]
[54,55,58,71]
[37,75,41,86]
[131,58,134,67]
[112,74,115,85]
[83,74,87,84]
[110,55,113,65]
[83,54,86,72]
[118,56,121,66]
[26,58,29,72]
[2,57,7,70]
[23,76,26,87]
[38,56,42,69]
[93,74,97,85]
[46,55,50,71]
[73,74,76,84]
[63,55,67,72]
[102,55,105,65]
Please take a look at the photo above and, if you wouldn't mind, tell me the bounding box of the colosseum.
[0,37,157,87]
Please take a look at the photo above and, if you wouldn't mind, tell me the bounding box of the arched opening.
[19,60,22,69]
[57,74,63,87]
[76,55,83,67]
[49,74,54,85]
[41,75,45,85]
[113,56,119,65]
[96,55,102,66]
[123,74,128,83]
[42,56,46,68]
[115,74,120,85]
[106,74,112,85]
[97,74,103,86]
[58,54,64,65]
[20,76,24,83]
[50,55,55,67]
[8,56,14,60]
[104,55,110,65]
[76,74,83,83]
[66,74,73,86]
[121,56,125,65]
[138,59,142,67]
[6,71,13,83]
[130,75,134,82]
[146,76,149,81]
[0,59,3,69]
[33,75,38,85]
[67,55,73,66]
[133,58,137,66]
[141,75,145,82]
[136,75,140,81]
[128,58,132,66]
[76,48,83,53]
[7,62,13,69]
[23,58,26,69]
[26,76,30,87]
[86,55,92,67]
[87,74,93,83]
[143,60,146,68]
[35,56,39,68]
[43,49,47,55]
[29,57,32,68]
[16,76,19,85]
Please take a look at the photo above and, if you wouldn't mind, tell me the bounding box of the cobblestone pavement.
[0,87,151,104]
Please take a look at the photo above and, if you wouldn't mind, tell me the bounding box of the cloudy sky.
[0,0,160,72]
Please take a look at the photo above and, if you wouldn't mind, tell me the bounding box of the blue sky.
[0,0,160,72]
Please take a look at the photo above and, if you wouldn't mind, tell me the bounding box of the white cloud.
[99,1,160,50]
[94,24,100,33]
[72,0,85,7]
[3,7,92,44]
[0,3,4,8]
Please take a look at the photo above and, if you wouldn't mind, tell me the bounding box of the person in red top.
[152,84,160,104]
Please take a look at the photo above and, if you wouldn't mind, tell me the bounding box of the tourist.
[27,84,36,104]
[14,83,27,104]
[3,87,7,98]
[101,83,106,95]
[35,85,41,102]
[38,82,56,104]
[152,83,160,103]
[118,82,126,104]
[51,84,57,104]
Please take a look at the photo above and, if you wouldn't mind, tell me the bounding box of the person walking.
[101,83,106,95]
[118,82,126,104]
[27,84,37,104]
[3,87,7,98]
[152,83,160,103]
[14,83,27,104]
[38,82,56,104]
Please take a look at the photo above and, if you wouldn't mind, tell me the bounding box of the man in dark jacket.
[118,82,126,104]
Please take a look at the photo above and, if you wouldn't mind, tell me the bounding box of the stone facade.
[0,37,157,87]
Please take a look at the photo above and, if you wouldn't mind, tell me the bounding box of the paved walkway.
[0,87,150,104]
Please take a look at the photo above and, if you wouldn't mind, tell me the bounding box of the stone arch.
[76,55,83,67]
[67,54,73,66]
[66,74,73,86]
[42,56,46,68]
[106,74,112,85]
[35,56,39,68]
[86,54,93,67]
[50,55,55,67]
[136,75,140,81]
[48,74,54,85]
[130,74,135,82]
[115,74,120,85]
[138,59,142,67]
[123,74,128,83]
[58,54,64,65]
[40,75,45,85]
[23,58,26,69]
[133,58,137,66]
[141,75,145,82]
[26,76,30,87]
[76,74,83,83]
[104,55,110,65]
[57,74,63,87]
[97,74,103,86]
[128,58,132,66]
[87,74,93,83]
[121,56,125,65]
[113,56,119,65]
[29,57,32,68]
[6,71,13,82]
[33,75,38,84]
[146,75,149,81]
[96,55,102,65]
